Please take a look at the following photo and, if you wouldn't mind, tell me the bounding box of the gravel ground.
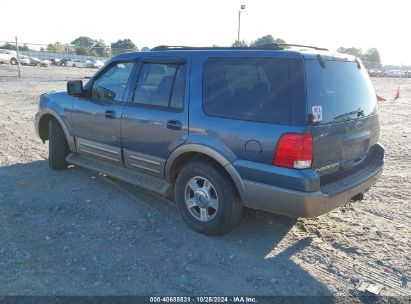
[0,64,410,296]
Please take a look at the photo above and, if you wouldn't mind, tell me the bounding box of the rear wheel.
[48,119,69,170]
[10,58,17,65]
[175,160,243,235]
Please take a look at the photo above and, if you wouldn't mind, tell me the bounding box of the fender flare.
[36,109,76,152]
[165,144,245,198]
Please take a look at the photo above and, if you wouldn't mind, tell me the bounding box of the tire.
[10,58,17,65]
[48,119,69,170]
[175,160,243,235]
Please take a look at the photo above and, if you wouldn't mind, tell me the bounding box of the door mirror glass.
[67,80,84,96]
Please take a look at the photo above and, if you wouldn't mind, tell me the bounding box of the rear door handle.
[105,110,116,119]
[166,120,182,130]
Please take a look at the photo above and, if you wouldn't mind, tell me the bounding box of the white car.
[84,59,105,69]
[386,70,402,78]
[0,49,18,65]
[19,55,31,65]
[66,59,85,68]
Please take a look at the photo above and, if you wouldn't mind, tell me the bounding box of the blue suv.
[35,44,384,235]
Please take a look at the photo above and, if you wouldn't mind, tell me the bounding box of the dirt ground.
[0,64,410,296]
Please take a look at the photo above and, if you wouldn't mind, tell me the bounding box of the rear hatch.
[305,57,380,185]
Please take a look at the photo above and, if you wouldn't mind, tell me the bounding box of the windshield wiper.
[332,108,364,122]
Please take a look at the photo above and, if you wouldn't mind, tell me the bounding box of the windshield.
[305,60,377,125]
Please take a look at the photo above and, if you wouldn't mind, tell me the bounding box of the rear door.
[121,57,189,177]
[305,59,379,180]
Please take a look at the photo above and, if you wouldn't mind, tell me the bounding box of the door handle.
[105,110,116,119]
[166,120,182,130]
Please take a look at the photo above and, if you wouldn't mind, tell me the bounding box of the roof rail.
[150,44,283,51]
[150,43,327,51]
[278,44,328,51]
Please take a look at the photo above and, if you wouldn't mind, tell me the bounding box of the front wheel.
[48,119,69,170]
[175,161,243,235]
[10,58,17,65]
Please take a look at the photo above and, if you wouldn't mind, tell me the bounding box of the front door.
[121,58,189,177]
[71,60,137,165]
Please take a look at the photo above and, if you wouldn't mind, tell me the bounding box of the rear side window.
[134,63,186,110]
[306,60,377,125]
[203,57,290,124]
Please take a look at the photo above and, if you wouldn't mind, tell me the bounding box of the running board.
[66,153,173,197]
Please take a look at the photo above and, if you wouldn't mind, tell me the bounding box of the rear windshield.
[203,57,290,124]
[305,60,377,125]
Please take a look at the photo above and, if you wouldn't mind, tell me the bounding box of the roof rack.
[150,43,328,52]
[150,44,282,51]
[278,44,328,51]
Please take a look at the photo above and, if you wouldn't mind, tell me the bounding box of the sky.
[1,0,409,65]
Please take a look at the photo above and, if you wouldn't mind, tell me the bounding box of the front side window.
[203,57,290,124]
[91,62,135,102]
[133,63,186,110]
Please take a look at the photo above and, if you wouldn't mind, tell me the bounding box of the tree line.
[337,47,382,69]
[1,35,383,69]
[231,35,286,47]
[44,36,141,57]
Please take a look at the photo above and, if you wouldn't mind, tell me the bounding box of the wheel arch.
[37,110,76,151]
[165,145,245,199]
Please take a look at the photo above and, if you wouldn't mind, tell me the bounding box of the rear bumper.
[241,144,384,218]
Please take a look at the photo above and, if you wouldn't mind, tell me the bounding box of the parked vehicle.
[48,58,60,66]
[0,49,18,65]
[59,58,72,66]
[85,59,104,69]
[38,60,50,67]
[66,59,85,68]
[19,55,31,65]
[29,57,42,66]
[385,70,402,78]
[35,44,384,235]
[367,69,385,77]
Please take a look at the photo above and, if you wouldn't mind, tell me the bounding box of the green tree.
[111,39,138,55]
[46,42,66,53]
[363,48,381,69]
[89,49,98,57]
[1,43,16,50]
[337,47,364,60]
[92,39,109,57]
[71,36,95,48]
[250,35,285,47]
[232,40,248,47]
[75,46,89,55]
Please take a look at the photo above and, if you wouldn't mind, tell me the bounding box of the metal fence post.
[15,36,21,77]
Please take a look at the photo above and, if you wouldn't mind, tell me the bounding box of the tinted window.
[203,57,290,124]
[134,63,185,109]
[306,60,377,125]
[170,66,186,109]
[91,62,135,102]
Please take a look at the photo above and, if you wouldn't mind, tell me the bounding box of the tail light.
[273,133,313,169]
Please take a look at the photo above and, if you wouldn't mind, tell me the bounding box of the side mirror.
[67,80,84,97]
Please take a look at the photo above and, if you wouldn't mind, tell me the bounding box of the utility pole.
[15,36,21,77]
[237,5,246,43]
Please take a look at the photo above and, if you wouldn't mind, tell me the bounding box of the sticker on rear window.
[312,105,323,122]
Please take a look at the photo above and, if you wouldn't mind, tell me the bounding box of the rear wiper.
[357,108,365,117]
[332,108,364,122]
